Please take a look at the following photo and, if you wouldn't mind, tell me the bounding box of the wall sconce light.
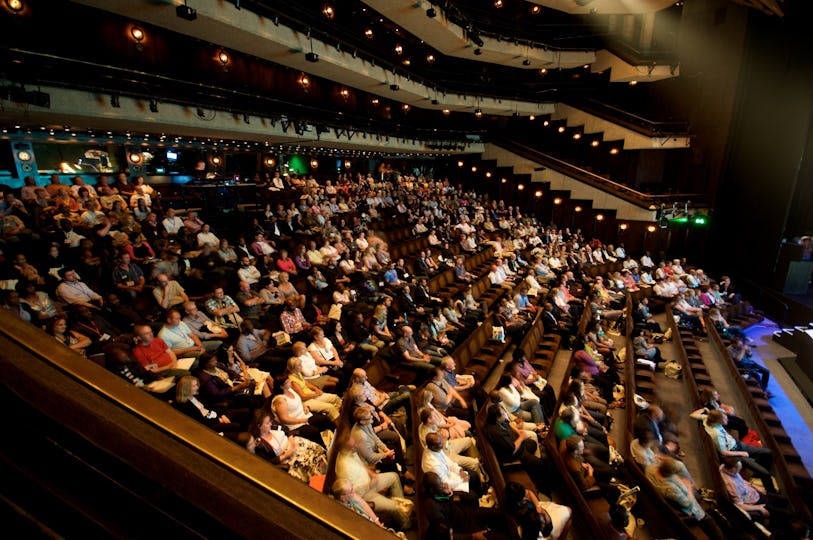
[531,4,541,15]
[646,225,657,233]
[217,48,230,71]
[442,108,451,115]
[529,115,535,121]
[474,108,483,118]
[265,157,275,167]
[402,103,410,112]
[16,149,31,162]
[485,171,492,178]
[535,190,543,198]
[517,184,525,191]
[340,88,350,100]
[471,166,478,172]
[574,206,582,212]
[211,156,222,166]
[609,148,619,155]
[595,214,604,221]
[558,126,566,133]
[619,223,628,230]
[426,53,435,64]
[553,197,562,205]
[322,3,334,19]
[457,160,464,167]
[501,178,507,183]
[130,26,145,51]
[6,0,23,14]
[310,158,319,169]
[364,28,374,39]
[494,0,504,7]
[299,74,311,91]
[573,132,581,140]
[128,152,142,164]
[591,140,600,147]
[344,160,351,169]
[394,44,403,55]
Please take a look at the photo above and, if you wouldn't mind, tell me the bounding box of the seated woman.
[172,375,250,440]
[496,374,547,431]
[196,351,267,410]
[247,410,327,484]
[47,315,92,354]
[271,377,334,448]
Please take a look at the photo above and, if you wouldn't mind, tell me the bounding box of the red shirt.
[133,337,174,369]
[276,258,297,274]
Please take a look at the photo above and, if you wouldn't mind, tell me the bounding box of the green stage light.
[692,216,707,225]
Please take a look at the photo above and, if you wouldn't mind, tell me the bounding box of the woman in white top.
[271,378,333,447]
[248,412,326,483]
[292,341,339,389]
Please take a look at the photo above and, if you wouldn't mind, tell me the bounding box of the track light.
[426,7,436,18]
[390,84,400,91]
[474,108,483,118]
[474,48,482,56]
[110,94,120,108]
[523,58,531,66]
[196,107,205,118]
[149,99,158,113]
[305,52,319,62]
[243,113,250,124]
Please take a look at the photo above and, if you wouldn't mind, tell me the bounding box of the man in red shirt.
[132,324,193,377]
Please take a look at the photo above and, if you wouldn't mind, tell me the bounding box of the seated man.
[334,435,409,531]
[720,457,791,530]
[482,404,551,496]
[56,268,103,309]
[425,367,470,420]
[422,432,481,498]
[205,287,243,329]
[393,325,439,373]
[132,324,192,377]
[349,368,411,415]
[182,301,231,342]
[153,273,189,311]
[728,337,771,395]
[695,409,775,494]
[158,308,220,359]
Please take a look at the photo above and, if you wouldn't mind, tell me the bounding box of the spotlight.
[426,7,436,17]
[431,99,439,105]
[243,113,250,124]
[474,48,482,56]
[196,107,205,118]
[522,58,531,66]
[110,94,120,108]
[390,84,400,91]
[176,2,197,21]
[305,52,319,62]
[149,99,158,113]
